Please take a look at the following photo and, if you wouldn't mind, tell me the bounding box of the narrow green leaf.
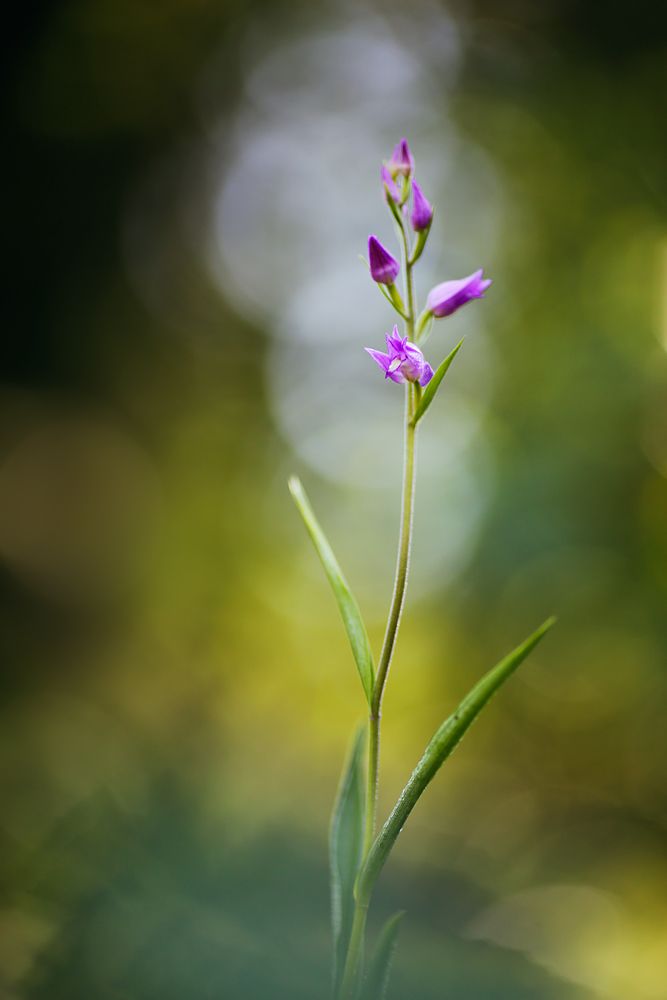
[331,726,366,999]
[384,185,403,226]
[356,618,556,906]
[362,912,404,1000]
[411,338,464,426]
[289,476,375,703]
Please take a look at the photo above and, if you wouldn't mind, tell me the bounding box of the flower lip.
[368,235,400,285]
[426,269,492,318]
[387,139,414,179]
[410,181,432,232]
[365,325,433,386]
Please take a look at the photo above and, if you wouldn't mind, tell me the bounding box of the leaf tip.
[288,475,301,496]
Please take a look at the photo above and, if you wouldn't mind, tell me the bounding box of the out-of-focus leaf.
[411,338,464,425]
[289,476,374,703]
[330,725,366,999]
[414,308,433,343]
[356,618,556,907]
[362,911,404,1000]
[384,185,403,226]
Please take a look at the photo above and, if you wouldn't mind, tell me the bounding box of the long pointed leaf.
[411,338,464,425]
[289,476,374,703]
[384,184,403,226]
[362,911,404,1000]
[356,618,555,906]
[331,726,366,998]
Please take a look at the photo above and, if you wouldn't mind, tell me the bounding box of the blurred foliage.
[4,1,667,998]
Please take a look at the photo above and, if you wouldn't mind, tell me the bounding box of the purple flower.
[381,165,400,203]
[368,235,400,285]
[410,181,433,232]
[426,269,492,318]
[387,139,414,179]
[365,326,434,386]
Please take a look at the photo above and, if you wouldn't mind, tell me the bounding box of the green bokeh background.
[3,1,667,997]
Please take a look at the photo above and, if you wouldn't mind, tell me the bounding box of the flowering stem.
[362,216,419,849]
[345,206,420,1000]
[342,386,417,1000]
[362,392,417,847]
[371,384,417,727]
[364,216,419,850]
[368,385,417,797]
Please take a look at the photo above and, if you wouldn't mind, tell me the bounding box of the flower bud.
[368,235,400,285]
[426,270,492,318]
[387,139,414,179]
[410,181,433,232]
[365,326,434,386]
[381,165,400,204]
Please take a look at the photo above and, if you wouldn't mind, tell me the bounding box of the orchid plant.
[289,139,554,1000]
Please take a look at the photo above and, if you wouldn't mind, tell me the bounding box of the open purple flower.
[426,269,492,318]
[366,326,434,386]
[381,165,400,204]
[387,139,414,179]
[368,235,400,285]
[410,181,432,232]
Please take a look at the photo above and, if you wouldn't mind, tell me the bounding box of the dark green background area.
[3,2,667,998]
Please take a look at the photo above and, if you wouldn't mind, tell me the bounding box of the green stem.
[372,386,417,717]
[364,715,379,860]
[347,213,421,998]
[371,214,418,715]
[362,378,418,858]
[398,219,416,339]
[349,387,417,997]
[339,903,368,1000]
[362,216,420,865]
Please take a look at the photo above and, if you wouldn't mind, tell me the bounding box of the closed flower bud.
[387,139,414,179]
[410,181,433,232]
[381,165,400,204]
[368,235,400,285]
[426,270,492,318]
